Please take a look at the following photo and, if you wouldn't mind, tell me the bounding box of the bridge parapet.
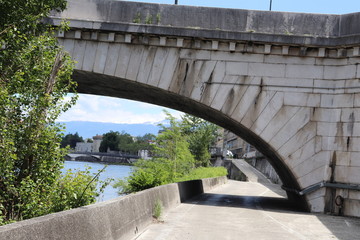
[49,0,360,55]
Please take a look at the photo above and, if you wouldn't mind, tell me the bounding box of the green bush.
[49,167,110,213]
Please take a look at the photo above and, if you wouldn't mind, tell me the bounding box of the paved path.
[135,180,360,240]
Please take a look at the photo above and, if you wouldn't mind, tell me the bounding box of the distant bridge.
[48,0,360,216]
[66,152,139,163]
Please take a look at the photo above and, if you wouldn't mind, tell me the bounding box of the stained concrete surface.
[135,180,360,240]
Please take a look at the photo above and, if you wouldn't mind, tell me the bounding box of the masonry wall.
[0,177,227,240]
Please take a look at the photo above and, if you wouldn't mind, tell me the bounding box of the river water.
[63,161,132,202]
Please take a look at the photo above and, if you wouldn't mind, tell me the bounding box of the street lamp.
[269,0,272,11]
[175,0,178,4]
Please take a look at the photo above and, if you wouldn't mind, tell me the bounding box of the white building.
[75,135,103,153]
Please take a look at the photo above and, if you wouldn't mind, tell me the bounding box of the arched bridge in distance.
[48,0,360,216]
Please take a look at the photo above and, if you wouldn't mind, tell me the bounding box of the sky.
[58,0,360,124]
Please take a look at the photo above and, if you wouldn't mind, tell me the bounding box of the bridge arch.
[53,0,360,216]
[73,67,308,210]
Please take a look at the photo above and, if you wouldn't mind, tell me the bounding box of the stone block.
[313,80,345,94]
[250,92,284,135]
[350,137,360,151]
[285,137,316,169]
[315,58,347,66]
[125,46,144,80]
[349,189,360,199]
[147,48,169,87]
[248,63,285,77]
[230,78,262,121]
[355,93,360,107]
[308,196,325,213]
[293,151,330,178]
[209,75,238,110]
[63,39,75,56]
[158,48,181,90]
[297,165,330,189]
[264,77,313,89]
[225,62,249,75]
[285,64,323,79]
[159,37,166,46]
[306,188,326,202]
[114,44,132,78]
[316,122,339,137]
[229,42,236,51]
[93,42,109,74]
[104,44,121,76]
[335,151,351,166]
[180,49,210,60]
[200,61,226,106]
[218,76,251,115]
[341,108,360,122]
[270,107,311,150]
[260,106,300,142]
[335,166,360,183]
[136,46,157,84]
[345,79,360,94]
[124,34,132,43]
[264,55,315,65]
[344,199,360,217]
[264,44,271,54]
[74,30,81,39]
[82,41,98,71]
[323,65,356,79]
[284,92,320,107]
[212,41,219,50]
[179,61,204,98]
[278,122,316,164]
[72,39,87,70]
[321,136,350,151]
[320,94,354,108]
[240,91,276,129]
[176,38,183,47]
[282,46,289,55]
[350,152,360,167]
[190,61,217,101]
[311,108,341,122]
[210,51,264,63]
[318,48,326,57]
[107,32,115,42]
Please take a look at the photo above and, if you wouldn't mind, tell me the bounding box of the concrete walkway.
[135,180,360,240]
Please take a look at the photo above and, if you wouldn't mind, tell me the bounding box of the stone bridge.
[48,0,360,216]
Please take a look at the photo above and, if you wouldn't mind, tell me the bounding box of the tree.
[115,111,195,193]
[61,132,84,148]
[0,0,102,225]
[100,131,155,154]
[99,131,129,152]
[181,114,219,167]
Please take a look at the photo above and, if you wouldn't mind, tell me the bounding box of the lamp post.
[175,0,178,4]
[269,0,272,11]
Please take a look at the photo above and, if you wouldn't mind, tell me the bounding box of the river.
[63,161,132,202]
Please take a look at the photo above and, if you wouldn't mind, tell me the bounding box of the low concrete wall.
[0,176,227,240]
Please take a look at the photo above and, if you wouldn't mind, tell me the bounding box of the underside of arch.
[72,69,309,211]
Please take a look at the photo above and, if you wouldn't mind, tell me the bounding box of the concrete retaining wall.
[0,176,227,240]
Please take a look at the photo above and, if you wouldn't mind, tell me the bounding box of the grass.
[175,167,227,182]
[153,199,163,220]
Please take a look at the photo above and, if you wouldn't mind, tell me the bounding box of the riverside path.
[135,180,360,239]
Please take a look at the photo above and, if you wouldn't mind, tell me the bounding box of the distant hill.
[60,121,162,139]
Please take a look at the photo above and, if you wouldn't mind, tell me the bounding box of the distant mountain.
[59,121,162,139]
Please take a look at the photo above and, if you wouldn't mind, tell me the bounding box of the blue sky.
[58,0,360,124]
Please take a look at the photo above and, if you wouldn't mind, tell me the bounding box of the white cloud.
[58,94,183,124]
